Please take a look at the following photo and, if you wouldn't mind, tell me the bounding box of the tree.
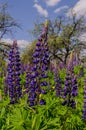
[30,14,86,64]
[21,40,37,64]
[0,3,21,58]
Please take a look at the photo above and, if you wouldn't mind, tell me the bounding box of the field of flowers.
[0,21,86,130]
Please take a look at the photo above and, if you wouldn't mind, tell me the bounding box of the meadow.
[0,21,86,130]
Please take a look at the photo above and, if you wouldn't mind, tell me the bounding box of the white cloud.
[54,5,69,13]
[45,0,61,7]
[0,39,30,49]
[17,40,30,49]
[68,0,86,17]
[33,4,48,17]
[79,33,86,41]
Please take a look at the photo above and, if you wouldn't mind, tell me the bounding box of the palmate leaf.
[39,114,61,130]
[0,98,12,130]
[8,107,31,130]
[31,109,60,130]
[30,92,61,130]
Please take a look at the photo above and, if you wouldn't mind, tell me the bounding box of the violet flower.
[62,53,78,108]
[82,79,86,122]
[7,40,22,103]
[27,20,49,106]
[54,66,62,97]
[73,53,79,66]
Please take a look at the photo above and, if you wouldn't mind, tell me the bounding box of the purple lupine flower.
[41,73,48,78]
[27,42,41,106]
[27,21,49,106]
[39,99,46,105]
[73,53,79,66]
[24,64,33,95]
[63,72,71,98]
[7,40,22,103]
[54,66,62,97]
[27,79,38,106]
[59,62,65,69]
[50,63,55,72]
[82,79,86,122]
[62,53,78,108]
[79,67,84,78]
[21,63,28,75]
[41,81,48,86]
[55,76,62,97]
[62,69,78,108]
[24,73,30,93]
[71,75,78,97]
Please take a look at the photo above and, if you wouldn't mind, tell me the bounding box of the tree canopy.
[22,14,86,64]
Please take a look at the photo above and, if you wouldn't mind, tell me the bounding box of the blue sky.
[0,0,86,48]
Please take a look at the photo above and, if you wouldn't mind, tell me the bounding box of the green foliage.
[0,87,85,130]
[74,65,84,75]
[21,40,37,64]
[47,70,55,89]
[0,58,6,98]
[59,69,66,83]
[0,63,86,130]
[20,72,26,89]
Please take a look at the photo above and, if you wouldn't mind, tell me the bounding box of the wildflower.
[82,79,86,122]
[27,20,49,106]
[7,40,22,103]
[54,66,62,97]
[62,52,78,108]
[39,99,46,105]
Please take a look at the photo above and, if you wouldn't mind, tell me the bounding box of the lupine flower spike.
[7,40,22,104]
[27,20,49,106]
[82,79,86,122]
[62,51,78,108]
[54,65,62,97]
